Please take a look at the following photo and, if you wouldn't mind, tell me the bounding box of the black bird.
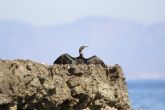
[53,46,106,66]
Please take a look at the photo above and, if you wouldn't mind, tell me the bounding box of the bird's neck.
[79,52,84,58]
[79,48,84,58]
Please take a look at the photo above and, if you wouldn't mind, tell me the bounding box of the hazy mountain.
[0,17,165,79]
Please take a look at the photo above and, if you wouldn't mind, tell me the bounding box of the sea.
[127,80,165,110]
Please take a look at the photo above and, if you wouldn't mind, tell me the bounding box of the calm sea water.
[127,80,165,110]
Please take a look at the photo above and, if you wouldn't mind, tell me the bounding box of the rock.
[0,59,131,110]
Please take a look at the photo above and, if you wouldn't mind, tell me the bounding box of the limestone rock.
[0,59,131,110]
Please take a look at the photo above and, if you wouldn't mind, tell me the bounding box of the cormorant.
[53,46,106,66]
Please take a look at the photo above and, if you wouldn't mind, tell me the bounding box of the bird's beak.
[85,46,89,48]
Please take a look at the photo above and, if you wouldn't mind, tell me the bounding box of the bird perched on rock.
[54,46,106,66]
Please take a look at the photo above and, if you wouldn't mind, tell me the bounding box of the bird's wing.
[53,53,76,64]
[86,55,106,67]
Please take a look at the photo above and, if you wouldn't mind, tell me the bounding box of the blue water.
[127,80,165,110]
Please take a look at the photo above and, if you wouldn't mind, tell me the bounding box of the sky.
[0,0,165,26]
[0,0,165,79]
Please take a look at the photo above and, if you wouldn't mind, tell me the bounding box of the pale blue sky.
[0,0,165,26]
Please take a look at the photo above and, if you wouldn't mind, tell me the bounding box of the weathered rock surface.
[0,59,131,110]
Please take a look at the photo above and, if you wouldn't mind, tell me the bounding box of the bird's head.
[79,46,88,53]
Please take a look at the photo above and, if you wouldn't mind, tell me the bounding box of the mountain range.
[0,17,165,79]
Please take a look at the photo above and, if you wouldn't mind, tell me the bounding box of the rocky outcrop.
[0,59,131,110]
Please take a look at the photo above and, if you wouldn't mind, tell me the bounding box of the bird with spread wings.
[54,46,106,67]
